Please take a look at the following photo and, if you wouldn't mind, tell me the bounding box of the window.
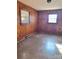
[21,10,30,24]
[48,14,57,23]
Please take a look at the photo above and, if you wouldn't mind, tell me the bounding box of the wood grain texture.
[17,1,38,40]
[37,9,62,35]
[17,1,62,40]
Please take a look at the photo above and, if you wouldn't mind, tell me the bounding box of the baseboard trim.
[17,32,36,44]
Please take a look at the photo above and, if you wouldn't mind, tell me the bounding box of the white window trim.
[48,14,57,23]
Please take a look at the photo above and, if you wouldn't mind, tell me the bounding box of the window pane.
[48,14,57,23]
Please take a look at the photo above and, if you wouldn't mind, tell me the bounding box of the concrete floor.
[17,33,62,59]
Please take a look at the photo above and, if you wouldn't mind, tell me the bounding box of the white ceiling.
[18,0,62,10]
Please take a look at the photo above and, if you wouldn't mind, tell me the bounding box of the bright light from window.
[48,14,57,23]
[46,41,55,51]
[56,44,62,54]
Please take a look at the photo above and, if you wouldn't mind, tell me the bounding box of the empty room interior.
[17,0,62,59]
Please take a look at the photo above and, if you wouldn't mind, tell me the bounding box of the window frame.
[48,14,58,24]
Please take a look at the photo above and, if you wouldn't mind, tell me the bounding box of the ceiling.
[18,0,62,10]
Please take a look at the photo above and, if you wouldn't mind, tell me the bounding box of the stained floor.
[17,33,62,59]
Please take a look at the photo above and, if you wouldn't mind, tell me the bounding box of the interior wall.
[37,9,62,34]
[17,1,62,40]
[17,1,38,40]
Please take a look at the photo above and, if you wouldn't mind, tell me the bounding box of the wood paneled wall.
[17,1,38,40]
[37,9,62,34]
[17,1,62,40]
